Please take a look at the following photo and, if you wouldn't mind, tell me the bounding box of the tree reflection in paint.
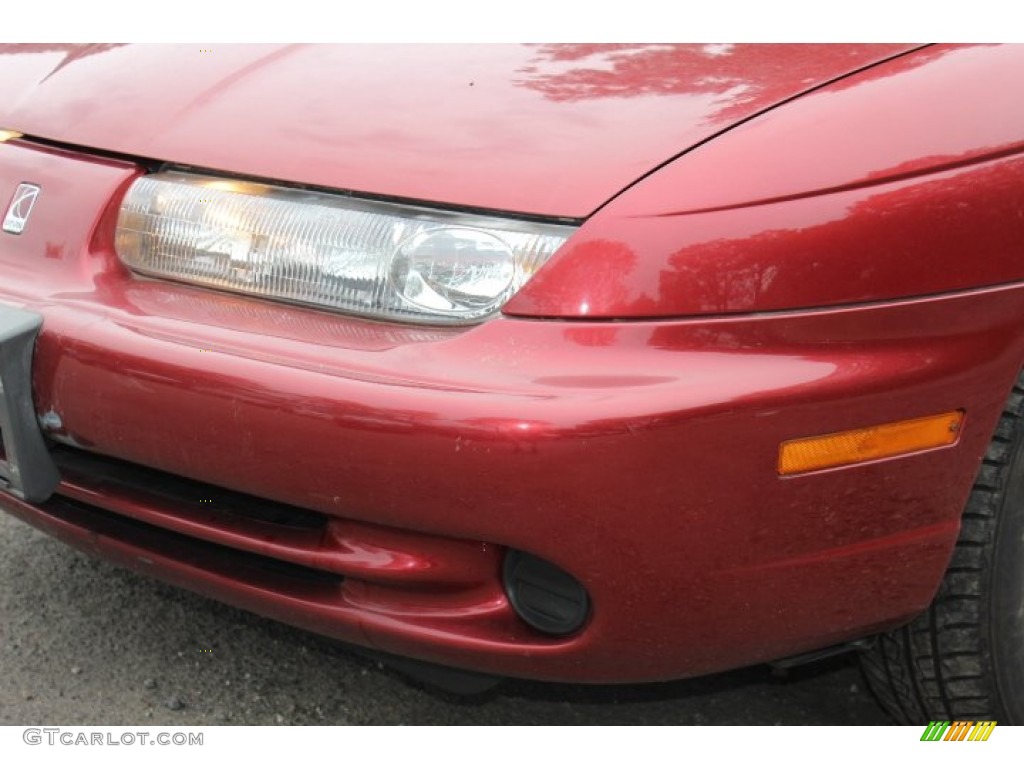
[515,44,939,125]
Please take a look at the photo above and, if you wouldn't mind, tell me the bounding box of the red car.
[1,43,1022,723]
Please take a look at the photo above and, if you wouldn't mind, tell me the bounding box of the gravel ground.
[0,513,890,726]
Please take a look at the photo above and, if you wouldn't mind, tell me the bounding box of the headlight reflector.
[115,172,574,324]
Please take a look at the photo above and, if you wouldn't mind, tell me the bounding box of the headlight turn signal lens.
[114,171,575,324]
[778,410,964,475]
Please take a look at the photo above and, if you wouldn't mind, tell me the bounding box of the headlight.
[114,171,575,324]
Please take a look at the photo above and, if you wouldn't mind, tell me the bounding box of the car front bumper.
[2,139,1023,684]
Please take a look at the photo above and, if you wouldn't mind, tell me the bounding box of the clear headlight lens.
[114,171,575,324]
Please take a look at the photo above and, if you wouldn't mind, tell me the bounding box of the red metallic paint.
[2,45,1024,683]
[0,43,916,217]
[507,44,1024,318]
[6,270,1024,680]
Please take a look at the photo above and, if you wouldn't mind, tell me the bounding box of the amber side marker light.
[779,410,964,476]
[0,129,23,143]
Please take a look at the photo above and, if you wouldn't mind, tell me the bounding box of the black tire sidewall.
[991,428,1024,723]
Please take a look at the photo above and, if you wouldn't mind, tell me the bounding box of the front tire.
[861,377,1024,724]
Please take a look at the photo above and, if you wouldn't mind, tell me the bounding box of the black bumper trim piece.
[0,304,60,502]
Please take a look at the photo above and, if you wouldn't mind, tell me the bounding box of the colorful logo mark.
[920,721,996,741]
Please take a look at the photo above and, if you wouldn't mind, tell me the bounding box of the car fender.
[507,44,1024,319]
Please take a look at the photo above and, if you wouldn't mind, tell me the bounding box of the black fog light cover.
[503,549,590,636]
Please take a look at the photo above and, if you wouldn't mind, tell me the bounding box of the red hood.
[0,44,917,217]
